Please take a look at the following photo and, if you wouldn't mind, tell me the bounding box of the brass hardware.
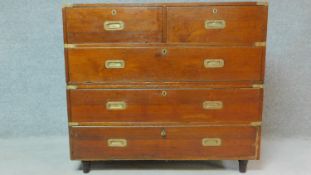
[161,90,167,96]
[251,122,262,127]
[111,9,117,16]
[161,48,168,56]
[68,122,79,126]
[161,128,167,138]
[66,85,78,90]
[204,59,224,68]
[203,101,223,110]
[252,84,264,89]
[107,139,127,147]
[62,4,73,8]
[104,21,125,31]
[205,20,226,29]
[202,138,222,146]
[257,1,269,6]
[254,42,266,47]
[212,8,218,14]
[105,60,125,69]
[106,101,127,110]
[64,44,76,49]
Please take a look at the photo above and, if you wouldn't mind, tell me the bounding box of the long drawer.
[167,6,268,44]
[70,126,259,160]
[68,88,262,123]
[64,7,163,43]
[67,47,264,83]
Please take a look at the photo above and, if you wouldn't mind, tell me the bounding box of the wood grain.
[69,88,262,123]
[70,126,259,160]
[67,2,262,8]
[66,81,263,89]
[67,47,264,83]
[65,7,163,43]
[167,6,268,44]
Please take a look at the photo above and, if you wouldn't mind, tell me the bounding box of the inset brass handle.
[202,138,222,146]
[105,60,125,69]
[106,101,127,110]
[204,59,224,68]
[104,21,125,31]
[203,101,223,110]
[205,20,226,29]
[107,139,127,147]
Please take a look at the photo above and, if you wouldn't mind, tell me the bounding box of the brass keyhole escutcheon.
[161,90,167,96]
[212,8,218,14]
[161,128,167,138]
[112,9,117,16]
[161,48,168,56]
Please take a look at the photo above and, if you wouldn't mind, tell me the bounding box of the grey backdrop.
[0,0,310,138]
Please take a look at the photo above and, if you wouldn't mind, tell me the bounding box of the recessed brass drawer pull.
[107,139,127,147]
[203,101,223,110]
[202,138,222,146]
[106,101,127,110]
[104,21,125,31]
[205,20,226,29]
[204,59,224,68]
[105,60,125,69]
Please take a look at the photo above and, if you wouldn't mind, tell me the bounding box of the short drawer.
[167,6,268,44]
[64,7,163,43]
[68,88,262,123]
[70,126,259,160]
[67,47,264,83]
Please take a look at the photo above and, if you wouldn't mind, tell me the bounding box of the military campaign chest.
[62,1,268,173]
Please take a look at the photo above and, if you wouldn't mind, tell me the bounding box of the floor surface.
[0,136,310,175]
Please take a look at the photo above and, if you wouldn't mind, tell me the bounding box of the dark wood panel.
[167,6,268,44]
[70,126,259,160]
[69,88,262,123]
[65,7,163,43]
[67,47,264,83]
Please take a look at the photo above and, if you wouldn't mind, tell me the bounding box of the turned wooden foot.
[238,160,248,173]
[82,161,91,173]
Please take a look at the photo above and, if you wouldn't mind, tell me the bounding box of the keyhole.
[112,9,117,16]
[161,48,168,56]
[212,8,218,14]
[161,128,167,138]
[161,90,167,96]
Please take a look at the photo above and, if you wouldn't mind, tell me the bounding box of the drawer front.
[70,126,259,160]
[69,89,262,123]
[67,47,264,83]
[65,7,163,43]
[167,6,268,44]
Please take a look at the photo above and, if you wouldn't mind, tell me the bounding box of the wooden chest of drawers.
[62,1,268,173]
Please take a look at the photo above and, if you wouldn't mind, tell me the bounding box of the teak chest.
[62,1,268,173]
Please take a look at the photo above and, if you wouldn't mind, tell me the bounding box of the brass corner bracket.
[64,44,77,49]
[250,122,262,127]
[252,84,264,89]
[257,1,269,6]
[62,3,74,8]
[68,122,79,126]
[254,42,266,47]
[66,85,78,90]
